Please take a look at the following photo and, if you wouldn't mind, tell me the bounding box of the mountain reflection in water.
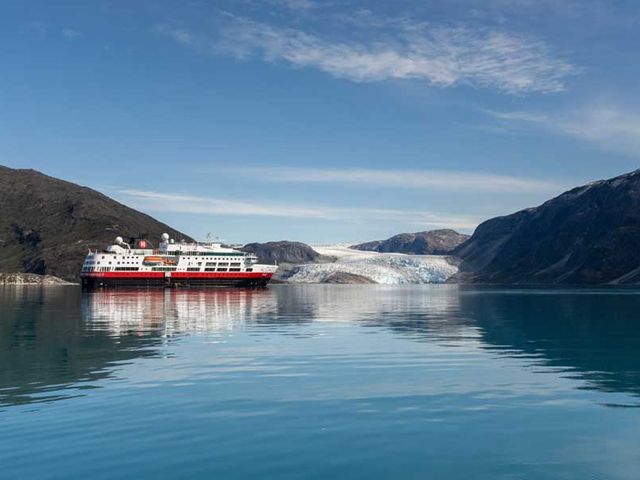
[1,285,640,407]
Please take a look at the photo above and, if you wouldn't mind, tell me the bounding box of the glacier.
[284,244,458,284]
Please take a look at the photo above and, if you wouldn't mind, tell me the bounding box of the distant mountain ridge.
[241,241,326,265]
[352,229,469,255]
[455,169,640,284]
[0,166,192,281]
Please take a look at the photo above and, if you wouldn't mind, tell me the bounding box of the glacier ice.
[284,245,458,284]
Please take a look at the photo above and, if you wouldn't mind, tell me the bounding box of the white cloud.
[62,28,82,39]
[218,166,562,193]
[484,106,640,154]
[116,189,482,229]
[270,0,317,11]
[158,15,574,95]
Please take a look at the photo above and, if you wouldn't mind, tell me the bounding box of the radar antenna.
[206,232,223,244]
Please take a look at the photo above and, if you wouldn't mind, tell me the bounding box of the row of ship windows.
[98,253,246,259]
[185,268,248,272]
[92,258,245,265]
[151,267,245,272]
[99,253,245,258]
[83,267,252,272]
[87,261,246,267]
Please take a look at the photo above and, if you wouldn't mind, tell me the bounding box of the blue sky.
[1,0,639,243]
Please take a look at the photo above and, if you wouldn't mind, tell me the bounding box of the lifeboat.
[143,256,178,266]
[143,256,165,265]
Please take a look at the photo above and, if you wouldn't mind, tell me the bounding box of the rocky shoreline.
[0,273,76,285]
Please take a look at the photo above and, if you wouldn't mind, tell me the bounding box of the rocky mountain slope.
[241,241,325,265]
[0,166,192,281]
[455,169,640,284]
[352,229,469,255]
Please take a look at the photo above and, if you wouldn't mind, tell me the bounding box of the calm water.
[1,285,640,479]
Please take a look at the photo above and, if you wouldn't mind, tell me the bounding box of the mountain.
[455,169,640,284]
[352,229,470,255]
[241,241,326,265]
[0,166,193,281]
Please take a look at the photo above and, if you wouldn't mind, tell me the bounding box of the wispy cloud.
[484,106,640,154]
[116,189,482,229]
[158,14,574,95]
[62,28,82,39]
[269,0,317,11]
[216,166,563,193]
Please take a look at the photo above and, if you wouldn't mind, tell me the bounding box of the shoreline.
[0,273,77,286]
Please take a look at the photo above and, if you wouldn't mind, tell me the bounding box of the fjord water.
[1,286,640,479]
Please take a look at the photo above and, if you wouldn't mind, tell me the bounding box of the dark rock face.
[0,166,192,281]
[352,229,469,255]
[322,272,376,284]
[241,241,322,265]
[455,169,640,284]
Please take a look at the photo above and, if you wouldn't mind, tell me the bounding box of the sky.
[1,0,640,244]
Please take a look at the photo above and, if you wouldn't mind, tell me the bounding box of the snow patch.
[285,244,458,284]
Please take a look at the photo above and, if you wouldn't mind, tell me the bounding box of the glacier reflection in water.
[2,285,640,480]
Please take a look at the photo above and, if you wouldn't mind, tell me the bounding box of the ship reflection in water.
[2,285,640,479]
[84,288,280,337]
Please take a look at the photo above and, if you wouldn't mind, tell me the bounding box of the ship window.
[246,268,253,272]
[229,268,241,272]
[230,262,241,267]
[216,268,227,272]
[204,268,216,272]
[218,263,229,267]
[187,267,200,272]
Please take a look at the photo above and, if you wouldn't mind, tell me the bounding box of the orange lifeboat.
[143,256,165,265]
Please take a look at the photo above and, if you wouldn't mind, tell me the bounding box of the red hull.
[81,271,273,289]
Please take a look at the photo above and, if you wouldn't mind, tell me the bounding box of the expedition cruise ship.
[80,233,277,289]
